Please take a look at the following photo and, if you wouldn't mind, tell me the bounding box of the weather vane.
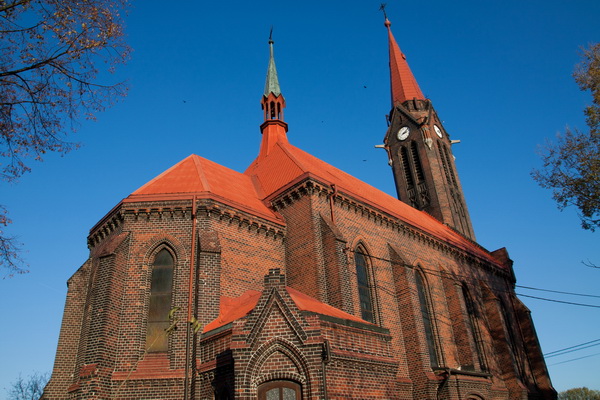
[269,25,274,44]
[379,3,388,19]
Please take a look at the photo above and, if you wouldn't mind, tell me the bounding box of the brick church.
[43,15,556,400]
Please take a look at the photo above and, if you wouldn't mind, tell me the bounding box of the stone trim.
[247,288,308,349]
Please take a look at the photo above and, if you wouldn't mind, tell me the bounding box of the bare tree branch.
[6,371,49,400]
[0,0,130,273]
[582,259,599,269]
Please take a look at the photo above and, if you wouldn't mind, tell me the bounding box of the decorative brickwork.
[43,23,555,400]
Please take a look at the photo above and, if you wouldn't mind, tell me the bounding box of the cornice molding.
[270,177,509,279]
[88,199,286,249]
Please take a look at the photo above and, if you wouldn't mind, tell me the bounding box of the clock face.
[397,126,410,141]
[434,125,443,138]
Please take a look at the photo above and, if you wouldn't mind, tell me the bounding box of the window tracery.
[146,247,174,352]
[354,246,375,323]
[415,271,439,367]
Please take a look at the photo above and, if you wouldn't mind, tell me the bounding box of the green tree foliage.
[558,387,600,400]
[6,372,49,400]
[0,0,130,275]
[532,43,600,231]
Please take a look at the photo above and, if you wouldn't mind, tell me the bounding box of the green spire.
[264,31,282,97]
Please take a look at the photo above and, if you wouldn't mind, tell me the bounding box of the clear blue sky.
[1,1,599,396]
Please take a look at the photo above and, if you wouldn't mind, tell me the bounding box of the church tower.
[382,16,476,240]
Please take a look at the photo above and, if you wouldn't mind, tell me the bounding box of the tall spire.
[264,28,282,98]
[259,29,288,158]
[261,28,286,122]
[385,17,424,106]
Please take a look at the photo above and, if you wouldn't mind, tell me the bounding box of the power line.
[516,285,600,299]
[351,250,600,309]
[544,338,600,356]
[516,293,600,309]
[549,351,600,366]
[545,342,600,358]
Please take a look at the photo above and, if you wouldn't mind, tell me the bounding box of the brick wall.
[44,174,555,399]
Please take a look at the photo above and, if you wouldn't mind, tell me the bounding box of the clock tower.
[382,17,475,240]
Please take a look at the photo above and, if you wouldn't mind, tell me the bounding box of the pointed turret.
[382,14,476,240]
[264,37,282,98]
[259,31,288,158]
[261,32,286,121]
[385,18,424,106]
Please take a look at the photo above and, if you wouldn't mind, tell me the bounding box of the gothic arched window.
[355,246,375,323]
[415,271,439,367]
[146,248,174,352]
[462,285,486,371]
[499,300,524,378]
[410,141,425,184]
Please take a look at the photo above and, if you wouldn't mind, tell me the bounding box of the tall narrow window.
[438,142,453,187]
[441,144,458,187]
[415,272,439,367]
[462,286,486,371]
[500,301,524,378]
[410,141,425,183]
[400,147,415,189]
[355,248,374,323]
[147,248,174,352]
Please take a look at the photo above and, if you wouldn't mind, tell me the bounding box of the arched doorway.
[257,380,301,400]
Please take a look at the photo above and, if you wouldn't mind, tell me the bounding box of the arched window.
[355,247,375,323]
[146,248,174,352]
[499,300,524,378]
[462,286,486,371]
[415,272,439,367]
[400,146,415,189]
[258,380,301,400]
[410,141,425,184]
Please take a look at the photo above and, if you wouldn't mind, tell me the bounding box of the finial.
[269,26,274,44]
[379,3,392,29]
[380,3,391,27]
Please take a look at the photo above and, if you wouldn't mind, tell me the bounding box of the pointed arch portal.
[257,380,301,400]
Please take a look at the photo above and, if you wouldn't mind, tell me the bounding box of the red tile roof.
[203,290,262,333]
[286,287,369,324]
[246,141,502,267]
[203,286,370,333]
[123,125,499,268]
[125,155,282,224]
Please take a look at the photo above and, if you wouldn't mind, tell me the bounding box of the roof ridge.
[191,155,211,192]
[278,141,310,173]
[249,173,266,199]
